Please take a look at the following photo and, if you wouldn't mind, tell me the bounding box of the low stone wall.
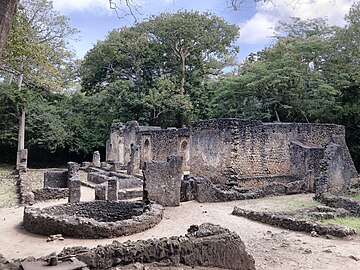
[57,223,255,270]
[23,201,164,238]
[232,207,356,238]
[190,177,306,203]
[118,189,143,200]
[88,171,143,188]
[316,193,360,216]
[32,188,69,201]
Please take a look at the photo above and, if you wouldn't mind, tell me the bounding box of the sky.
[51,0,355,62]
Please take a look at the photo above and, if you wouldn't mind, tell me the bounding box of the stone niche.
[143,155,183,206]
[23,201,164,238]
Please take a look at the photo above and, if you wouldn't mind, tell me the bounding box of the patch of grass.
[0,176,18,208]
[0,164,14,173]
[321,216,360,234]
[268,195,321,211]
[352,193,360,201]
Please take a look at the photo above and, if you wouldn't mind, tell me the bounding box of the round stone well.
[23,201,164,238]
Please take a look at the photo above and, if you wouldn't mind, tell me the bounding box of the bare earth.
[0,188,360,270]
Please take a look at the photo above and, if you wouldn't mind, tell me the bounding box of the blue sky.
[52,0,354,62]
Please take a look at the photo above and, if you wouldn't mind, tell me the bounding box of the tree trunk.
[16,59,25,168]
[180,54,186,95]
[0,0,19,56]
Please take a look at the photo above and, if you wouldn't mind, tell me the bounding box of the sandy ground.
[0,187,360,270]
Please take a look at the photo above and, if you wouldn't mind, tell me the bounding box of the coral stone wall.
[189,119,357,184]
[23,201,164,238]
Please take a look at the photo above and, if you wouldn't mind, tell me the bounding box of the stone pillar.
[143,155,183,207]
[67,162,79,187]
[93,151,101,167]
[17,149,28,172]
[95,183,108,200]
[107,177,118,201]
[127,145,140,175]
[68,177,81,203]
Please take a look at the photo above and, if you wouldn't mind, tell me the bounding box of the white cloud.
[239,13,277,44]
[239,0,354,44]
[52,0,112,14]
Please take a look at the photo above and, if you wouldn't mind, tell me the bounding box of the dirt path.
[0,189,359,270]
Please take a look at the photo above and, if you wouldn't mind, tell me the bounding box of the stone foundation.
[316,193,360,216]
[23,201,164,238]
[188,176,306,203]
[232,206,356,238]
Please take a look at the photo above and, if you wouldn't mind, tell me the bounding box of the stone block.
[143,155,183,206]
[68,178,81,203]
[107,177,118,201]
[44,171,67,188]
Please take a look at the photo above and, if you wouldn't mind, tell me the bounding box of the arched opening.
[180,140,190,171]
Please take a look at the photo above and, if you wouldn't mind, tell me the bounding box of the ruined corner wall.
[189,119,357,185]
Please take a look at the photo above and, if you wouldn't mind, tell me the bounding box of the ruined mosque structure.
[106,118,358,203]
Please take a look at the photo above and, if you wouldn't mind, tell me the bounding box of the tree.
[0,0,18,55]
[0,0,78,167]
[81,11,239,127]
[142,11,239,95]
[211,17,342,123]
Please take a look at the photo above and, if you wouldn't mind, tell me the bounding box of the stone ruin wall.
[189,119,357,186]
[106,118,357,191]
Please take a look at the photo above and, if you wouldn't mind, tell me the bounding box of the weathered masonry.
[106,119,357,195]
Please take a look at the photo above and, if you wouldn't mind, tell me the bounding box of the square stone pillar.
[107,177,118,201]
[127,145,140,175]
[143,155,183,207]
[93,151,101,167]
[68,177,81,203]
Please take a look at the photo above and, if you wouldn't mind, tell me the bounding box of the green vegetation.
[267,195,321,211]
[352,193,360,201]
[321,217,360,234]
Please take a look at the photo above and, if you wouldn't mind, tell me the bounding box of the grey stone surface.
[95,183,107,201]
[67,162,79,186]
[93,151,101,167]
[106,118,357,198]
[33,188,69,201]
[316,143,353,197]
[107,177,118,201]
[44,171,67,188]
[143,156,183,206]
[232,206,356,238]
[193,176,306,203]
[58,223,255,270]
[316,193,360,216]
[23,201,164,238]
[68,178,81,203]
[127,144,140,175]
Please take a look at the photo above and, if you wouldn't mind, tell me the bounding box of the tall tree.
[0,0,18,55]
[0,0,78,167]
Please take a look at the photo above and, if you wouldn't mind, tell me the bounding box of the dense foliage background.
[0,0,359,169]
